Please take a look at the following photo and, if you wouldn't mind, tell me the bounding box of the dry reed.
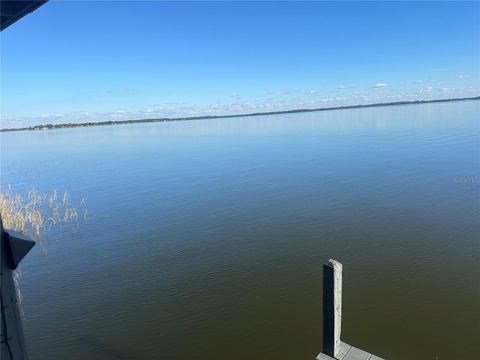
[0,187,86,305]
[0,187,86,245]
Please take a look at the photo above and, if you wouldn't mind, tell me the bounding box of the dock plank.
[342,345,370,360]
[316,342,385,360]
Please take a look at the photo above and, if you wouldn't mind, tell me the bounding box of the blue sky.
[1,1,479,128]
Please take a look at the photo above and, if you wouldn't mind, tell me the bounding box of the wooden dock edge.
[1,216,35,360]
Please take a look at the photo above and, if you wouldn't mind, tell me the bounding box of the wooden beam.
[323,259,342,358]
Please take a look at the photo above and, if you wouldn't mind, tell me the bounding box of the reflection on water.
[1,101,479,359]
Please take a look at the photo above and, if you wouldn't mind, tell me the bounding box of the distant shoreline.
[1,96,479,133]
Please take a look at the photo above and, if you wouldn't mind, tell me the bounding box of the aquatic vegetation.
[0,187,86,244]
[0,187,86,305]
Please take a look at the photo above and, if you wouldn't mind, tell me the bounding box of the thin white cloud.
[417,86,433,94]
[5,83,476,130]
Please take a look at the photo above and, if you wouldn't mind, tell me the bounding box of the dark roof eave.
[1,0,48,31]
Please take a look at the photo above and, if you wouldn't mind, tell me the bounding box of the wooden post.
[323,259,342,358]
[1,216,35,360]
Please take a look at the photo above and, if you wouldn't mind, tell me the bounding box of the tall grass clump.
[0,187,86,248]
[1,187,86,305]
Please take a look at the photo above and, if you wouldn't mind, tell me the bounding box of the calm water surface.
[1,101,479,359]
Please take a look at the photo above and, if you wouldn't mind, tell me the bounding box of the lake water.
[1,101,479,360]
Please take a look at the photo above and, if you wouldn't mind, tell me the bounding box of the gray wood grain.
[323,259,343,358]
[317,260,386,360]
[316,342,385,360]
[342,345,371,360]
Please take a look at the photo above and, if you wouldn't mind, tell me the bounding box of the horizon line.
[2,96,479,133]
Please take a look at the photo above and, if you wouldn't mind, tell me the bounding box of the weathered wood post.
[323,259,342,358]
[1,216,35,360]
[318,259,385,360]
